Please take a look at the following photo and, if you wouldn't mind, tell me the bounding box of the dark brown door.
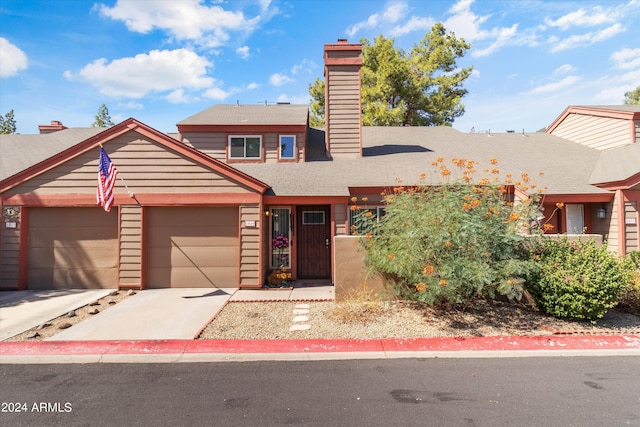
[296,205,331,279]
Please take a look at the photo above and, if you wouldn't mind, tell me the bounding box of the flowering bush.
[527,237,633,320]
[355,158,542,306]
[272,234,289,250]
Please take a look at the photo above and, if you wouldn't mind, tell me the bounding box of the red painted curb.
[1,335,639,357]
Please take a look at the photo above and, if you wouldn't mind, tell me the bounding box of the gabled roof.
[0,118,269,194]
[546,104,640,133]
[590,142,640,187]
[177,104,309,126]
[0,127,104,181]
[234,127,609,198]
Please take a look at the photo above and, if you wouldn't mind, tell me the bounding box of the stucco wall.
[333,235,386,301]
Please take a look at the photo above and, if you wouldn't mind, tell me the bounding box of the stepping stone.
[295,304,310,309]
[292,316,309,322]
[293,309,309,314]
[289,324,311,331]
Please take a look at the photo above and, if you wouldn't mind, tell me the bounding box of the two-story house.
[1,39,639,291]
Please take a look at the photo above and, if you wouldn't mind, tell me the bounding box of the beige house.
[1,39,639,291]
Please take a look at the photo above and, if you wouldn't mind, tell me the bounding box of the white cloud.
[526,76,581,95]
[167,89,197,104]
[118,101,144,110]
[550,23,625,53]
[544,7,618,30]
[594,69,640,102]
[0,38,28,78]
[389,16,435,37]
[555,64,577,75]
[472,24,519,58]
[269,73,294,87]
[96,0,273,48]
[202,86,230,101]
[290,59,315,75]
[246,82,261,90]
[277,93,310,104]
[67,49,213,98]
[346,1,408,37]
[443,0,490,41]
[236,46,250,59]
[611,48,640,70]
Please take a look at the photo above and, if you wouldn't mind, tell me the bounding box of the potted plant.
[265,234,292,289]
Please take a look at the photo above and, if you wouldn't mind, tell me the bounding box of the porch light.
[596,207,606,219]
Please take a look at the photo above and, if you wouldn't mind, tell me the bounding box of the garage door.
[28,208,118,289]
[146,207,239,288]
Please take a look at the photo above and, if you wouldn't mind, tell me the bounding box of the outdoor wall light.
[596,207,606,219]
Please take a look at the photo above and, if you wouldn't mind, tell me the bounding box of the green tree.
[308,77,325,128]
[623,86,640,105]
[0,109,17,134]
[309,23,473,127]
[92,104,115,127]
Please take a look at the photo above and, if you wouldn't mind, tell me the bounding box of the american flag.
[96,147,118,212]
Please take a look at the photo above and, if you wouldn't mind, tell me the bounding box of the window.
[270,208,291,268]
[229,136,261,159]
[302,211,325,225]
[279,135,296,160]
[349,206,386,234]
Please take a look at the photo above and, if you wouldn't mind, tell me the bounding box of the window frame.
[278,135,297,161]
[348,206,386,234]
[227,135,263,161]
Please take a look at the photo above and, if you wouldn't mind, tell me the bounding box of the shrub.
[355,158,542,306]
[619,252,640,316]
[527,237,632,321]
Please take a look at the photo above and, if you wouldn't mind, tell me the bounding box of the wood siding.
[334,203,347,236]
[0,209,20,288]
[183,131,306,163]
[326,67,361,158]
[550,113,631,150]
[27,208,118,289]
[119,205,142,286]
[607,193,620,252]
[4,132,253,196]
[239,204,261,286]
[625,201,638,252]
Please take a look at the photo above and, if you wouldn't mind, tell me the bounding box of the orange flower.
[509,212,520,222]
[490,158,498,165]
[361,197,368,202]
[350,196,357,202]
[542,223,554,231]
[444,241,452,247]
[387,254,396,260]
[365,232,373,239]
[350,205,359,211]
[416,282,427,292]
[423,265,435,275]
[555,202,564,208]
[365,211,373,217]
[419,173,427,180]
[441,169,451,177]
[439,279,447,287]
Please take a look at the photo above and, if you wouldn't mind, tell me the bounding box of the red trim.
[593,171,640,190]
[18,207,27,290]
[2,192,261,207]
[539,193,614,203]
[140,207,147,290]
[0,118,270,195]
[263,196,349,205]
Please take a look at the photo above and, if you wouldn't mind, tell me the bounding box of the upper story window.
[229,136,261,159]
[279,135,296,160]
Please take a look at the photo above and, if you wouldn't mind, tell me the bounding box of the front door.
[296,205,331,279]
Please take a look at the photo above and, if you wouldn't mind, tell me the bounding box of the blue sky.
[1,0,639,134]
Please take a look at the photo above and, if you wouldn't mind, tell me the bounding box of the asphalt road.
[1,357,639,426]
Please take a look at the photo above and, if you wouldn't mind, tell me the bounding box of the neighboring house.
[1,39,639,291]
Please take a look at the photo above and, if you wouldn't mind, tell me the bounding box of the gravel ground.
[198,299,640,340]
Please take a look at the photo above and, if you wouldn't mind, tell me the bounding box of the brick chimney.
[38,120,68,134]
[324,39,362,158]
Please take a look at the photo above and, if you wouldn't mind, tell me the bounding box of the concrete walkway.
[0,289,112,341]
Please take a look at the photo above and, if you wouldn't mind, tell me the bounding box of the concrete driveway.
[1,288,236,341]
